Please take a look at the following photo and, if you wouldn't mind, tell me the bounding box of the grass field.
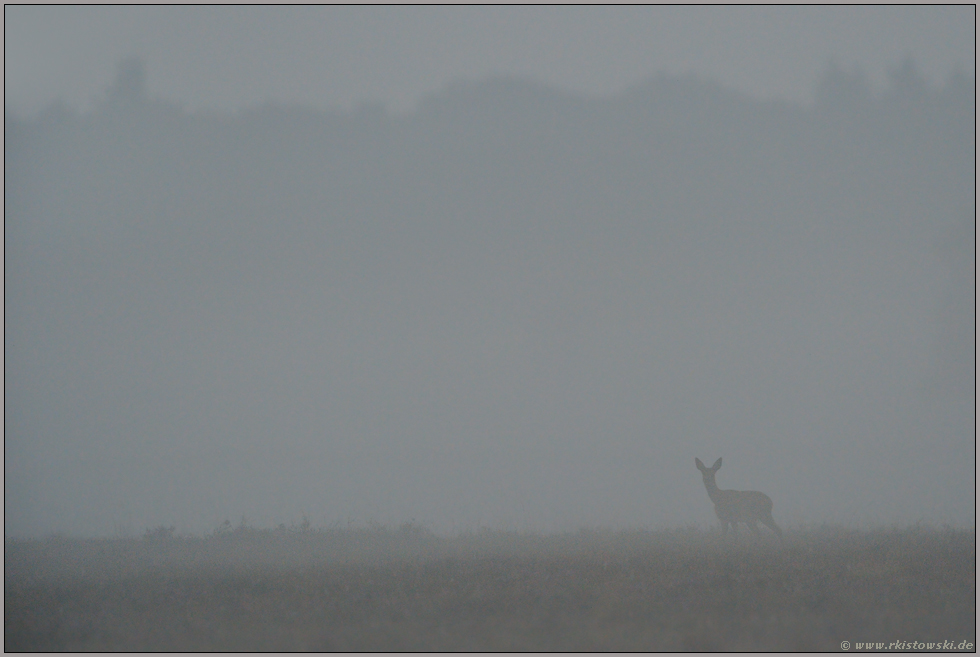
[5,524,975,651]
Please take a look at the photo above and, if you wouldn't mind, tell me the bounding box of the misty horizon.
[5,55,975,538]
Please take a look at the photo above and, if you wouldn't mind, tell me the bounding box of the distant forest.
[4,58,975,536]
[7,60,973,303]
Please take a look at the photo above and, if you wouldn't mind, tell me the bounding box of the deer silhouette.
[696,457,782,541]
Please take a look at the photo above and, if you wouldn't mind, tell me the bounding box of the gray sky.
[4,6,976,538]
[4,5,975,115]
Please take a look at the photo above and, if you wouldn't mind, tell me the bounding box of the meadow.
[5,523,975,651]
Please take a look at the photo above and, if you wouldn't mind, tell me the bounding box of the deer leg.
[761,515,783,542]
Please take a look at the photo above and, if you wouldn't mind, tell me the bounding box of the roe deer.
[696,457,782,541]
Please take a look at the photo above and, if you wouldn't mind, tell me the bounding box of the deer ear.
[695,458,705,470]
[712,458,722,470]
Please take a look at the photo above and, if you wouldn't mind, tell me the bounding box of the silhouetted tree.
[107,56,146,104]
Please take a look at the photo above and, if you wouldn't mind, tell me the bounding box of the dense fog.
[5,57,975,537]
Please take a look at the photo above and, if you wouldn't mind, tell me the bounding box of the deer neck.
[703,477,724,504]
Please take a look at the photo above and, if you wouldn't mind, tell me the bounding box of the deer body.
[696,457,782,540]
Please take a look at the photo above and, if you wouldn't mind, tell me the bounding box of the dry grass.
[5,525,975,651]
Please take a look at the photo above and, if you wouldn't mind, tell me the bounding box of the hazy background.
[5,6,976,115]
[5,6,975,537]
